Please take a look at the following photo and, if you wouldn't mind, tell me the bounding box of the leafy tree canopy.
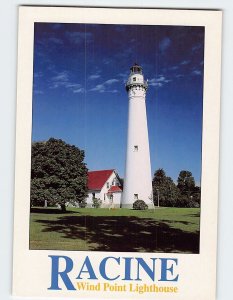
[152,169,201,208]
[177,170,195,196]
[30,138,88,211]
[152,169,180,207]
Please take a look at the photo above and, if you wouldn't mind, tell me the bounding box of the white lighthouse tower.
[121,64,153,209]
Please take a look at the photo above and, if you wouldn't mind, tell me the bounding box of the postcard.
[13,6,222,300]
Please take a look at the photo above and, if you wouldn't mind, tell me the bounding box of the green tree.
[30,138,88,211]
[177,170,195,197]
[190,185,201,207]
[152,169,180,207]
[177,170,200,207]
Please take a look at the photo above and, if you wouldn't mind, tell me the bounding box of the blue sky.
[32,23,204,184]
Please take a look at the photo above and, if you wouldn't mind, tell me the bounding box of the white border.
[9,5,222,300]
[3,1,233,299]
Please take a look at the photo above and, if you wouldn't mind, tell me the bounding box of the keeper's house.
[86,169,123,208]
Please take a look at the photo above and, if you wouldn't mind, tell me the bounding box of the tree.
[177,170,200,207]
[152,169,180,207]
[192,186,201,201]
[177,170,195,197]
[30,138,88,211]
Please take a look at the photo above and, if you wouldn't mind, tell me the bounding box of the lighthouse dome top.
[130,63,143,75]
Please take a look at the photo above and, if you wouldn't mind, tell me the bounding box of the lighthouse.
[121,64,153,209]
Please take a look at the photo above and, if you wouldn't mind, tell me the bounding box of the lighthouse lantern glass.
[130,64,142,74]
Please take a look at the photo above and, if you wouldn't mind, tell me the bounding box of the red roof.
[88,169,114,190]
[107,186,122,193]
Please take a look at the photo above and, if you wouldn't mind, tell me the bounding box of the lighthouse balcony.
[126,80,148,91]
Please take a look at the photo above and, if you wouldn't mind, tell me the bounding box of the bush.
[187,198,200,208]
[79,200,87,208]
[133,200,148,210]
[92,198,102,208]
[176,195,200,208]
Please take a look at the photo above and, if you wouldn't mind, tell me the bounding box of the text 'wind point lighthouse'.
[121,63,153,209]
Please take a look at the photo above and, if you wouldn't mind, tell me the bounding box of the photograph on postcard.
[29,22,204,254]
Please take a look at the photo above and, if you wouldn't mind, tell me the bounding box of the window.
[92,193,95,199]
[134,194,138,200]
[134,145,138,152]
[107,182,109,189]
[133,77,136,81]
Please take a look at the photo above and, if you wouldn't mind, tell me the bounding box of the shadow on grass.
[187,213,201,218]
[30,208,77,214]
[32,214,200,253]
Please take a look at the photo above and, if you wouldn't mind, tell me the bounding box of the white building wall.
[122,72,153,208]
[112,192,122,208]
[86,191,101,207]
[86,171,122,208]
[100,171,122,208]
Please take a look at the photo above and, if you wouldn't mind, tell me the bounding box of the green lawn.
[30,207,200,253]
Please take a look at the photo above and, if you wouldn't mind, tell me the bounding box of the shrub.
[92,198,102,208]
[133,199,148,210]
[79,200,87,208]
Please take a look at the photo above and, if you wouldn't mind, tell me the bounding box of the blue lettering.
[122,257,134,280]
[76,256,98,280]
[99,256,120,280]
[159,258,179,282]
[136,258,157,281]
[48,255,75,290]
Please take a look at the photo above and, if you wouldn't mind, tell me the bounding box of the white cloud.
[192,44,202,52]
[65,83,82,89]
[89,84,105,93]
[175,74,184,78]
[103,58,112,65]
[34,72,43,78]
[34,90,44,95]
[152,82,163,87]
[180,60,190,65]
[117,72,129,81]
[156,76,166,82]
[170,66,179,71]
[159,37,171,52]
[149,75,171,88]
[192,70,202,76]
[49,71,84,93]
[88,74,101,80]
[105,79,119,85]
[65,31,92,44]
[73,88,85,93]
[89,78,119,93]
[52,71,69,83]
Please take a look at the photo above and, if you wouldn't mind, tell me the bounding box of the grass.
[30,207,200,253]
